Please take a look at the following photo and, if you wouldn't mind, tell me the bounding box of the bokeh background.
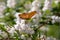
[0,0,60,40]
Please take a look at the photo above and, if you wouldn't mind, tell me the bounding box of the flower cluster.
[7,0,16,8]
[55,0,60,4]
[0,2,6,18]
[42,0,52,11]
[51,15,60,24]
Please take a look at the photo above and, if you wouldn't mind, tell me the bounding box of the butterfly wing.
[18,11,37,19]
[28,11,36,18]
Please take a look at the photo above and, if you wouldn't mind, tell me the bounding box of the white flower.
[55,0,59,4]
[0,30,2,35]
[52,20,55,24]
[32,14,40,25]
[21,34,26,40]
[42,0,52,11]
[16,19,34,34]
[46,37,56,40]
[14,24,20,30]
[40,35,46,40]
[58,17,60,22]
[51,15,57,23]
[8,27,15,36]
[1,32,8,38]
[51,15,60,23]
[17,20,34,34]
[5,13,10,16]
[15,12,21,18]
[29,0,40,12]
[15,12,22,24]
[4,26,11,31]
[21,24,34,34]
[0,22,5,25]
[29,7,39,12]
[20,19,25,24]
[55,0,60,4]
[24,27,34,34]
[40,26,49,31]
[0,30,8,38]
[51,15,56,19]
[0,2,6,18]
[24,2,32,10]
[8,27,15,33]
[32,0,40,7]
[7,0,16,8]
[0,30,3,39]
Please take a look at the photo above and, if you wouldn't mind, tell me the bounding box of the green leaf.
[14,33,19,40]
[47,24,59,38]
[52,2,57,8]
[0,24,6,31]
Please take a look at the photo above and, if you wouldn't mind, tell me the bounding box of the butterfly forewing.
[28,11,36,18]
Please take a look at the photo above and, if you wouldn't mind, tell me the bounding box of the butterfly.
[18,11,37,20]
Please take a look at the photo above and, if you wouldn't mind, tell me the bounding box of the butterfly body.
[19,11,37,20]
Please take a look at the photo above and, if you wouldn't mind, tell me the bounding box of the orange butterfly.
[18,11,37,20]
